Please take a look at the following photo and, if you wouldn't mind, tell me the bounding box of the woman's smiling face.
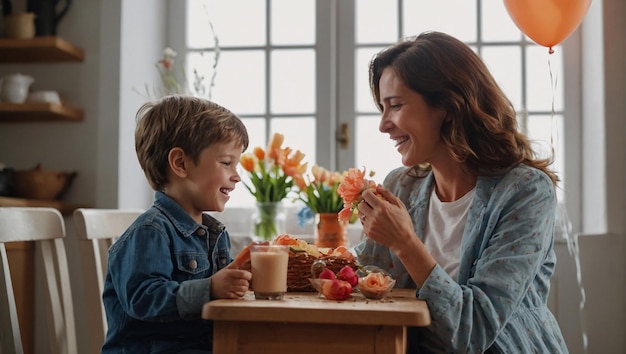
[377,67,448,167]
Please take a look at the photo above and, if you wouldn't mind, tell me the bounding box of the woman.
[355,31,568,353]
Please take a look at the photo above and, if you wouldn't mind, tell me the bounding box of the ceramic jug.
[27,0,71,36]
[0,73,34,103]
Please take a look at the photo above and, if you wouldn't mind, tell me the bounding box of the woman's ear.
[168,147,188,178]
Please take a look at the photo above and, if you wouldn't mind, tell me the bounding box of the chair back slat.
[0,243,25,354]
[73,208,143,354]
[0,207,76,354]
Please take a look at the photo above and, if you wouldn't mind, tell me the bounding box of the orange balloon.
[504,0,591,52]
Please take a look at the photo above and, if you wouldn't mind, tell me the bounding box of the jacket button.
[189,260,198,269]
[197,228,206,236]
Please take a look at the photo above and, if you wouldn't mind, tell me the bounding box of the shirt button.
[197,228,206,236]
[189,259,198,269]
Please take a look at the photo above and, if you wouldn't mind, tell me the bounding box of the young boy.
[101,95,252,353]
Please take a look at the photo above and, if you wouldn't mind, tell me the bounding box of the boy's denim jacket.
[102,191,232,353]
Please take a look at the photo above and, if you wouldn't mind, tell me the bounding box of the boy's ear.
[168,147,188,177]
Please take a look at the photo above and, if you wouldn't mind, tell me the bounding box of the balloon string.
[548,54,557,160]
[548,54,589,353]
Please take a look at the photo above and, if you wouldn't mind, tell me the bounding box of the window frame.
[167,0,581,234]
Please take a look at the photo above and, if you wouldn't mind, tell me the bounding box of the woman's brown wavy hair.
[369,31,558,186]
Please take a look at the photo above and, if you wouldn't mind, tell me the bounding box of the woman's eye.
[221,161,232,166]
[390,103,402,110]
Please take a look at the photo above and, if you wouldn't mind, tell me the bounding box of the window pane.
[526,45,564,112]
[231,118,268,208]
[270,117,317,167]
[271,49,316,114]
[356,47,384,113]
[527,114,564,201]
[403,0,477,41]
[481,0,523,42]
[191,50,265,115]
[356,0,399,44]
[188,0,266,48]
[356,116,402,182]
[481,46,522,110]
[271,0,315,45]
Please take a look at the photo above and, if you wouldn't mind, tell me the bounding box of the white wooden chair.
[0,207,77,354]
[72,208,143,354]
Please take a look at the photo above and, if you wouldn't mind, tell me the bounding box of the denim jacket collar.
[152,191,225,238]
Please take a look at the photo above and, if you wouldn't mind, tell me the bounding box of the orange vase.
[314,213,347,248]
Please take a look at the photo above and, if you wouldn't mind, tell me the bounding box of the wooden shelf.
[0,102,83,122]
[0,36,84,63]
[0,196,89,215]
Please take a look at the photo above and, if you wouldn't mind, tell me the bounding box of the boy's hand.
[211,268,252,299]
[230,240,270,268]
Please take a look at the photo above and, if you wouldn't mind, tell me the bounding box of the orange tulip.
[282,150,307,177]
[267,133,285,163]
[240,154,256,172]
[253,146,265,161]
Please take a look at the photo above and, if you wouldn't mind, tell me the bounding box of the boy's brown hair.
[135,95,249,191]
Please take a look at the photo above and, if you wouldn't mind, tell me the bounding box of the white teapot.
[0,73,35,103]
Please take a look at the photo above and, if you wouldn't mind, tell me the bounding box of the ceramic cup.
[250,244,289,300]
[2,12,36,39]
[0,73,34,104]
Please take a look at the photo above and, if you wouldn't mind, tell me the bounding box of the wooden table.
[202,288,430,354]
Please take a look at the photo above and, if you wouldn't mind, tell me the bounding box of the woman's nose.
[379,112,392,133]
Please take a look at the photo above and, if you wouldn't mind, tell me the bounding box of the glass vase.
[314,213,347,248]
[251,202,286,241]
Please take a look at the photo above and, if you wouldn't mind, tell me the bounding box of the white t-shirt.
[423,187,475,280]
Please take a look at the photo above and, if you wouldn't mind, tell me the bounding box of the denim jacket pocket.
[175,252,210,275]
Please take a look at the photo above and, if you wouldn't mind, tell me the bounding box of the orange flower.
[253,146,265,161]
[336,167,377,222]
[359,272,390,291]
[282,150,307,177]
[240,132,307,203]
[240,154,256,172]
[267,133,285,163]
[358,271,395,299]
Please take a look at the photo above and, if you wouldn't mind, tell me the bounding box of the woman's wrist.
[394,233,437,287]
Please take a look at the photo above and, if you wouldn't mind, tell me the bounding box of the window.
[171,0,572,212]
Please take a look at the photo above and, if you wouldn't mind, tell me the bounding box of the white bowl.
[27,90,61,105]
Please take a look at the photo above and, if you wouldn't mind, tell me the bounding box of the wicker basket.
[287,252,356,292]
[240,251,357,292]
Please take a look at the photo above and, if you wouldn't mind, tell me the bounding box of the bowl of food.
[357,265,396,300]
[12,163,77,200]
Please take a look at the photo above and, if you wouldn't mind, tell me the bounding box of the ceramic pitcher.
[0,73,34,103]
[27,0,71,36]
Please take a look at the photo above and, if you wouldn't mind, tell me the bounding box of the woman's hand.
[358,184,415,253]
[359,184,436,286]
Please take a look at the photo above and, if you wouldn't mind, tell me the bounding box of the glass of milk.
[250,244,290,300]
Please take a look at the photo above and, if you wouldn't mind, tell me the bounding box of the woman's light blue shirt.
[356,165,568,353]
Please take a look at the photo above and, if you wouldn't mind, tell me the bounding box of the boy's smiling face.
[166,139,243,219]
